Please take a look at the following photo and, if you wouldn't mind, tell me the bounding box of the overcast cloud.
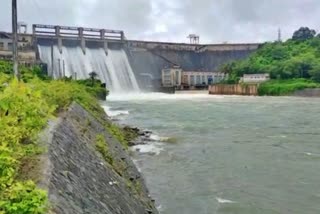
[1,0,320,43]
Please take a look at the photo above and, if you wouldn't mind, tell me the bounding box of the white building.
[161,67,226,88]
[182,71,225,86]
[0,32,33,51]
[161,67,182,87]
[241,73,270,83]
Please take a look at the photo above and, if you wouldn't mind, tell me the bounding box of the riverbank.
[258,79,320,96]
[207,79,320,96]
[0,62,158,214]
[45,102,158,213]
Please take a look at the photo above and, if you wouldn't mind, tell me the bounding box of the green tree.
[292,27,316,41]
[88,71,98,87]
[309,62,320,82]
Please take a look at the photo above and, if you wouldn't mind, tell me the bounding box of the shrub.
[258,79,320,96]
[95,134,113,165]
[0,60,108,214]
[0,181,47,214]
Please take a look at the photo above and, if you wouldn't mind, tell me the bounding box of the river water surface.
[103,94,320,214]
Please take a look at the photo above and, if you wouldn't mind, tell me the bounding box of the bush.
[0,79,52,213]
[0,182,47,214]
[0,60,109,214]
[95,134,113,165]
[220,33,320,84]
[258,79,320,96]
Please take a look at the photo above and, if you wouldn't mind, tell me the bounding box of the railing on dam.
[32,24,125,41]
[33,24,126,54]
[127,40,261,52]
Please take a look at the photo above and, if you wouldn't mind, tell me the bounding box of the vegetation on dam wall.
[220,27,320,95]
[0,60,128,214]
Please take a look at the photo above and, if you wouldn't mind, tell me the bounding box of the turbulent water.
[38,45,140,93]
[103,94,320,214]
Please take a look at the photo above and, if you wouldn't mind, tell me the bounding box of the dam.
[2,24,261,92]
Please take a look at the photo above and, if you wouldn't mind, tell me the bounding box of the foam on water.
[107,92,229,102]
[149,134,171,142]
[102,105,129,117]
[216,197,236,204]
[131,142,164,156]
[304,152,320,157]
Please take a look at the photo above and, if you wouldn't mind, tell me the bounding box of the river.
[102,94,320,214]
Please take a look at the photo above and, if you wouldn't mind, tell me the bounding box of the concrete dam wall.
[126,41,259,89]
[37,39,258,91]
[32,25,260,91]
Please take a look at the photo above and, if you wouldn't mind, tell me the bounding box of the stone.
[45,103,158,214]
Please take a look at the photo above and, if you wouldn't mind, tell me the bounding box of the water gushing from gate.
[38,45,140,94]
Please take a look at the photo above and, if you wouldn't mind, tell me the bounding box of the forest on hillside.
[221,27,320,83]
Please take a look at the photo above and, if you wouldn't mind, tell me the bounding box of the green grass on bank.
[0,61,110,214]
[258,78,320,96]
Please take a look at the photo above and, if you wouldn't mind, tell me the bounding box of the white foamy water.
[107,92,229,101]
[38,45,140,93]
[102,105,129,117]
[304,152,320,157]
[216,197,236,204]
[131,142,164,156]
[149,134,170,142]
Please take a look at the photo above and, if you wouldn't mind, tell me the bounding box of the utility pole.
[12,0,19,80]
[278,28,282,42]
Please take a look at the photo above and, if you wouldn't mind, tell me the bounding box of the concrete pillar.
[104,41,108,55]
[79,27,86,54]
[57,37,63,54]
[54,26,61,37]
[100,29,105,40]
[100,30,108,55]
[55,26,63,54]
[32,25,37,53]
[32,24,36,37]
[120,31,125,41]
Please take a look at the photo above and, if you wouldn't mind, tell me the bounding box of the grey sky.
[1,0,320,43]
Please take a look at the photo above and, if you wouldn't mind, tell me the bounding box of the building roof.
[0,32,11,39]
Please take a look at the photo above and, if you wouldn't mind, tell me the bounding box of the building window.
[175,70,180,85]
[201,75,206,84]
[0,42,4,50]
[190,75,195,86]
[196,75,201,85]
[183,75,188,85]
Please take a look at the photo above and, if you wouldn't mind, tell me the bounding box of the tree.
[292,27,316,41]
[88,71,98,86]
[309,62,320,82]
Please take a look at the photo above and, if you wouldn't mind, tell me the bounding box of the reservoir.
[104,94,320,214]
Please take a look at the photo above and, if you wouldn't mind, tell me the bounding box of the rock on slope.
[43,103,158,214]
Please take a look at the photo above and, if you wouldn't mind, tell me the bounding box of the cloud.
[1,0,320,43]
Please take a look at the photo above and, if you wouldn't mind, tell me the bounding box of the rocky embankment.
[293,88,320,97]
[41,103,158,214]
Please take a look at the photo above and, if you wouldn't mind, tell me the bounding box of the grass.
[0,61,146,213]
[258,78,320,96]
[0,61,109,214]
[95,134,113,165]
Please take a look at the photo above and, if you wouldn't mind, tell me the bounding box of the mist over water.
[104,95,320,214]
[38,45,140,93]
